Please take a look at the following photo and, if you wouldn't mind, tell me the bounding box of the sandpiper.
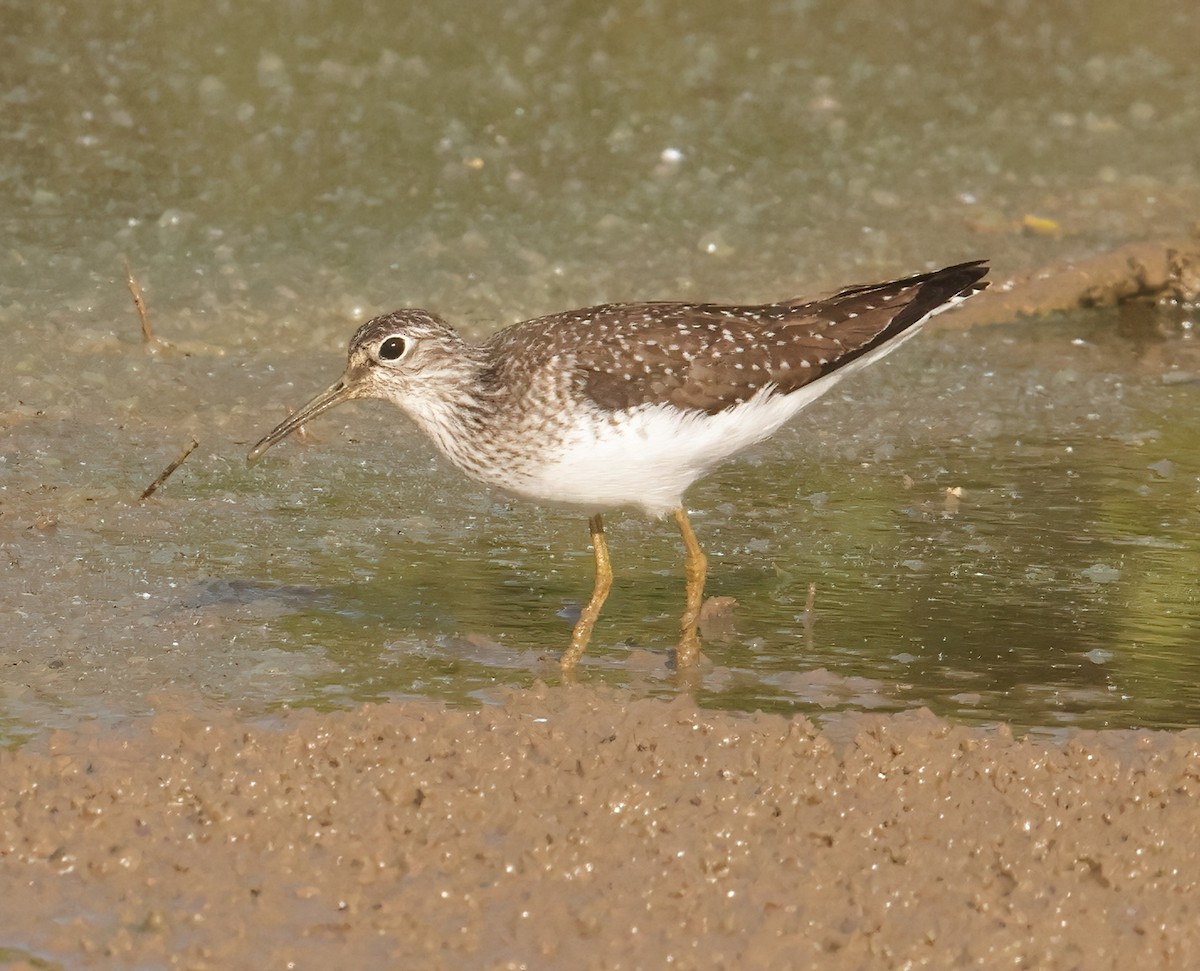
[248,260,988,670]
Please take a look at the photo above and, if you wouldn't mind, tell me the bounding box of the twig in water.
[122,257,155,343]
[139,438,200,501]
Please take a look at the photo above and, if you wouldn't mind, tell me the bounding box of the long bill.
[246,374,358,465]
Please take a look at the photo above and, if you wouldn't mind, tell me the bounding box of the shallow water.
[209,307,1200,732]
[3,1,1200,737]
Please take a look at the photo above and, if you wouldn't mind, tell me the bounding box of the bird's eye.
[378,336,406,361]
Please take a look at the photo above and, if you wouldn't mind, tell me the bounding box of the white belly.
[508,385,815,515]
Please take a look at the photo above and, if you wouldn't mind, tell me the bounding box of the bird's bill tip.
[244,436,276,466]
[245,378,355,466]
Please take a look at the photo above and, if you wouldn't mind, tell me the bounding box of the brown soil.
[943,235,1200,328]
[1,686,1198,970]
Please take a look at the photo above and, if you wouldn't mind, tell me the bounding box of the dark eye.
[378,336,406,361]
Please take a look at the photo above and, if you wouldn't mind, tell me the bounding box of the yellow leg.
[561,513,612,672]
[673,506,707,667]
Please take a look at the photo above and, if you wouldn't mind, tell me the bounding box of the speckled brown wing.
[486,261,987,416]
[568,301,853,414]
[575,262,987,415]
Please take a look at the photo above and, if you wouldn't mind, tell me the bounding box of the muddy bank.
[945,235,1200,327]
[1,687,1197,969]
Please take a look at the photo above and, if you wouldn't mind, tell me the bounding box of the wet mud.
[1,687,1198,969]
[947,235,1200,327]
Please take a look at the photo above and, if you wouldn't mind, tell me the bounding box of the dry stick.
[122,257,154,342]
[140,438,200,501]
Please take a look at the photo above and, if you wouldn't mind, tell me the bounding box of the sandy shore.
[1,685,1197,969]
